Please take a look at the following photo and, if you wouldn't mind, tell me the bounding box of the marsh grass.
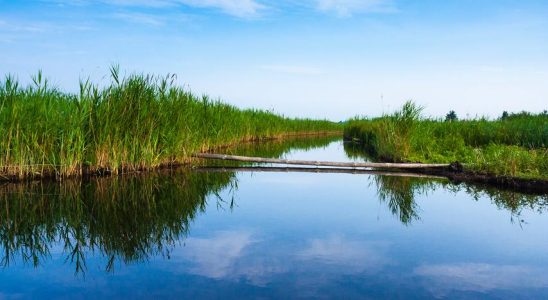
[0,68,340,180]
[344,101,548,179]
[0,135,344,273]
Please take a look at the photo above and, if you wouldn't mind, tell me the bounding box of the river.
[1,137,547,299]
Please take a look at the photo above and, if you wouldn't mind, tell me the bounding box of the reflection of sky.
[280,140,365,162]
[250,140,367,170]
[415,263,548,297]
[1,141,548,298]
[173,230,256,279]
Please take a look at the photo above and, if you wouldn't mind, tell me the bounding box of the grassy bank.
[3,163,544,272]
[344,102,547,180]
[0,135,340,272]
[0,68,340,180]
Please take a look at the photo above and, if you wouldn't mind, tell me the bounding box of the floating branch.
[194,166,448,179]
[192,153,450,169]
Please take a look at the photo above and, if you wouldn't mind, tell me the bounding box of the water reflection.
[0,136,339,274]
[344,141,548,225]
[0,171,235,273]
[414,262,548,298]
[0,137,546,278]
[370,175,548,225]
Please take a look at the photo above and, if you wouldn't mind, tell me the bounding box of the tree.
[445,110,458,122]
[501,111,509,120]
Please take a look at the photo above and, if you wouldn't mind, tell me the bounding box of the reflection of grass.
[0,170,235,273]
[206,135,341,167]
[343,141,548,225]
[0,136,338,274]
[0,68,340,180]
[374,176,441,225]
[373,174,547,225]
[229,135,340,157]
[344,101,548,179]
[343,140,375,161]
[1,136,546,275]
[460,185,548,224]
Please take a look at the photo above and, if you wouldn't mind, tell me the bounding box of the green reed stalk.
[0,69,341,180]
[344,102,548,179]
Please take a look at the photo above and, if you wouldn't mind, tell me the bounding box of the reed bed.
[344,101,548,180]
[0,68,340,180]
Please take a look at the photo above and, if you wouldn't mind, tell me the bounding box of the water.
[1,137,547,299]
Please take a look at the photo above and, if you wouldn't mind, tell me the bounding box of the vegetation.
[445,110,458,122]
[0,68,340,180]
[344,101,548,180]
[3,157,545,273]
[0,136,341,273]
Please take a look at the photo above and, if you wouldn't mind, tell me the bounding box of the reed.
[344,101,548,179]
[0,68,341,180]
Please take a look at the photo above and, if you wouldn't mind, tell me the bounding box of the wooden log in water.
[192,153,450,169]
[194,166,448,179]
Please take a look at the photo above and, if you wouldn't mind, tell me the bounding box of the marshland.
[0,68,340,180]
[1,136,547,299]
[2,72,546,192]
[3,0,548,298]
[344,101,548,192]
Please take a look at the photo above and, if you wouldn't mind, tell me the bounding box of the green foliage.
[0,135,345,272]
[445,110,458,122]
[0,70,341,179]
[344,101,423,162]
[501,111,509,120]
[344,104,548,179]
[469,144,547,179]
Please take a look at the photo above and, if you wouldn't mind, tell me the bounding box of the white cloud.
[178,0,265,18]
[48,0,396,18]
[317,0,396,17]
[0,17,98,35]
[48,0,266,18]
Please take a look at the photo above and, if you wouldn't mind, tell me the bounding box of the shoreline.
[344,139,548,194]
[0,131,342,183]
[2,133,546,195]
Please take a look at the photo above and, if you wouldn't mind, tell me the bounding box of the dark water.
[1,137,547,299]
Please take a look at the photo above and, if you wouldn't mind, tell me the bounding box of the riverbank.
[344,101,547,192]
[0,68,341,181]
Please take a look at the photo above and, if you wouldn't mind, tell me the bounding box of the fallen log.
[194,166,448,179]
[192,153,450,169]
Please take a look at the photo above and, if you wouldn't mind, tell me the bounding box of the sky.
[0,0,547,121]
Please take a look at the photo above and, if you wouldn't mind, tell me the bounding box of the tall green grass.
[344,101,548,179]
[0,68,340,180]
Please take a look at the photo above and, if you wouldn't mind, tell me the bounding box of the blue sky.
[0,0,547,120]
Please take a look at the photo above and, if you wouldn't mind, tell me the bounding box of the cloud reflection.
[177,231,254,278]
[172,232,392,287]
[297,235,392,273]
[415,263,548,297]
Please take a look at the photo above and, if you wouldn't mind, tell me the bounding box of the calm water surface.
[1,137,547,299]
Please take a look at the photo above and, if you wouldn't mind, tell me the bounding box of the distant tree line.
[443,109,547,121]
